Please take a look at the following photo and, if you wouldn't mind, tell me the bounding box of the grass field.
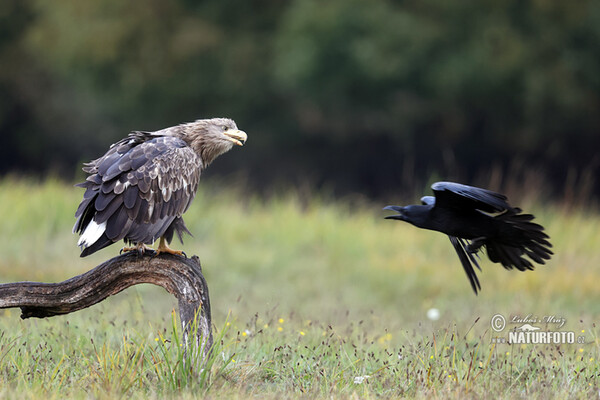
[0,178,599,399]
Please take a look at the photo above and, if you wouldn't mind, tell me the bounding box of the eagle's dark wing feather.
[74,133,202,257]
[431,181,511,213]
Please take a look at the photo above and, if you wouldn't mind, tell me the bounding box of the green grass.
[0,177,599,398]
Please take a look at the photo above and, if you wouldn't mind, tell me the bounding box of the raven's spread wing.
[74,133,201,256]
[431,181,511,213]
[422,194,483,293]
[448,236,482,294]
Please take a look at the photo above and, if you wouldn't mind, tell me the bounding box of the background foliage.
[1,0,599,199]
[1,3,599,397]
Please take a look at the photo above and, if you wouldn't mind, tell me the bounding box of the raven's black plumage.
[384,181,553,294]
[74,118,247,257]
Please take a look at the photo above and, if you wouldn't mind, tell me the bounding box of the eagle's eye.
[222,126,229,132]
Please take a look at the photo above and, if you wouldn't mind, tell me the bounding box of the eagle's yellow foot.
[155,237,186,257]
[120,243,153,256]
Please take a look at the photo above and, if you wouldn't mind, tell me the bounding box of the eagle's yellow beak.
[224,129,247,146]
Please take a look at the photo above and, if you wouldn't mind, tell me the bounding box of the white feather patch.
[147,203,154,218]
[78,220,107,248]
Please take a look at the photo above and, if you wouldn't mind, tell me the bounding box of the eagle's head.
[169,118,247,167]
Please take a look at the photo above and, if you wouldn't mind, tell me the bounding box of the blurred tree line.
[1,0,599,200]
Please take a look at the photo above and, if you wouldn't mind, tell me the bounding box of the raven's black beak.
[383,205,404,220]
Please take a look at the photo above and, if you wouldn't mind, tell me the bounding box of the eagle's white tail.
[77,219,107,248]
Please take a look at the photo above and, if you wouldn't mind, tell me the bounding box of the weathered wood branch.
[0,252,213,357]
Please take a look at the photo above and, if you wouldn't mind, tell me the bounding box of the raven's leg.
[465,237,486,253]
[155,237,185,257]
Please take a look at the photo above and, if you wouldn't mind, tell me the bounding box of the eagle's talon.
[155,249,186,257]
[120,243,152,256]
[155,237,185,257]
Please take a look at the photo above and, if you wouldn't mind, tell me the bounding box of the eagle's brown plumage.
[74,118,247,257]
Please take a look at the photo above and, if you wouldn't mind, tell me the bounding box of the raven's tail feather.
[485,209,553,271]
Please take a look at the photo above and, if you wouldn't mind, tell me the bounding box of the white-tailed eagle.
[74,118,247,257]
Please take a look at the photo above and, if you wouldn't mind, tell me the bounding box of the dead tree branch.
[0,252,212,358]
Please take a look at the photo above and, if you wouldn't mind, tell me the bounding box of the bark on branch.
[0,252,213,357]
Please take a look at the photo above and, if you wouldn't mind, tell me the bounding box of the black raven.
[384,181,553,294]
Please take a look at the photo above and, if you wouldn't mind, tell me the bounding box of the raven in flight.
[384,182,552,294]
